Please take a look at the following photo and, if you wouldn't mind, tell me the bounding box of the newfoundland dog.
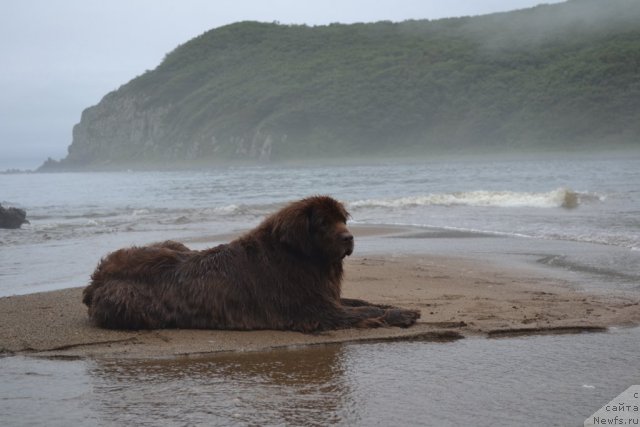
[82,196,420,331]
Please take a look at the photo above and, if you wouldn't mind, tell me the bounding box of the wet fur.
[82,196,420,331]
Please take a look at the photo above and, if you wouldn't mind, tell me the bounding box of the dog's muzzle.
[341,232,354,257]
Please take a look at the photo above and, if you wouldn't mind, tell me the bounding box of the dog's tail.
[83,245,185,308]
[84,278,166,329]
[82,245,187,328]
[82,283,96,307]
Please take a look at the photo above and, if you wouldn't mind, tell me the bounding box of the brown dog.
[82,196,420,331]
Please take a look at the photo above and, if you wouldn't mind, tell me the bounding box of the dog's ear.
[271,204,313,255]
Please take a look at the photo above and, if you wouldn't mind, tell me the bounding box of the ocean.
[1,155,639,296]
[1,154,640,426]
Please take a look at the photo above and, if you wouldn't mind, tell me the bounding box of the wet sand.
[2,244,639,359]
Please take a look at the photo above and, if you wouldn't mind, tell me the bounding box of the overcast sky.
[0,0,564,170]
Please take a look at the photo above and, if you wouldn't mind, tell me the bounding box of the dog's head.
[267,196,354,260]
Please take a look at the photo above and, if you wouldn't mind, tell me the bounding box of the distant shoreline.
[26,147,640,174]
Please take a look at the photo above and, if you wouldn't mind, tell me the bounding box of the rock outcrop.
[0,205,28,229]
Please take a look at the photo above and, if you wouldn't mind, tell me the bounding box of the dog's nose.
[341,232,354,257]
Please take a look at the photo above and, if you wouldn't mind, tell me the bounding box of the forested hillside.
[41,0,640,170]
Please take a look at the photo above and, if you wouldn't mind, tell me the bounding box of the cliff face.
[41,0,640,170]
[63,93,280,167]
[66,95,170,164]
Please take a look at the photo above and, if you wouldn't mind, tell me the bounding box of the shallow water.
[1,327,638,426]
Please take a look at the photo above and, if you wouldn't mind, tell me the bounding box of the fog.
[0,0,566,171]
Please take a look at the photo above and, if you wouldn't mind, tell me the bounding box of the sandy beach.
[1,224,638,359]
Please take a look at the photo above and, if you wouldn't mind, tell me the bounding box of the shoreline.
[1,234,639,358]
[181,223,413,245]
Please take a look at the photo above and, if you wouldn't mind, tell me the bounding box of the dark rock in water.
[0,204,29,229]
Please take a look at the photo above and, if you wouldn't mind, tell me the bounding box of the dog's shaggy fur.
[82,196,420,331]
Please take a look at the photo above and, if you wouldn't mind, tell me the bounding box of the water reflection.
[2,328,639,426]
[88,344,354,426]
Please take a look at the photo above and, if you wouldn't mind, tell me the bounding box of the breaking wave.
[349,188,602,210]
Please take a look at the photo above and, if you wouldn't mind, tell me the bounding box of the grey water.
[1,327,639,426]
[1,155,639,297]
[1,155,640,426]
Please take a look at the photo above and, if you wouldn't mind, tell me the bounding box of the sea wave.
[349,188,602,209]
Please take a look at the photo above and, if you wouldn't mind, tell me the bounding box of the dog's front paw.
[383,309,421,327]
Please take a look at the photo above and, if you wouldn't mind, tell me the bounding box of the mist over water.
[0,156,46,172]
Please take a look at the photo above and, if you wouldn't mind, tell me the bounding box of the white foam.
[214,204,240,214]
[349,188,600,210]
